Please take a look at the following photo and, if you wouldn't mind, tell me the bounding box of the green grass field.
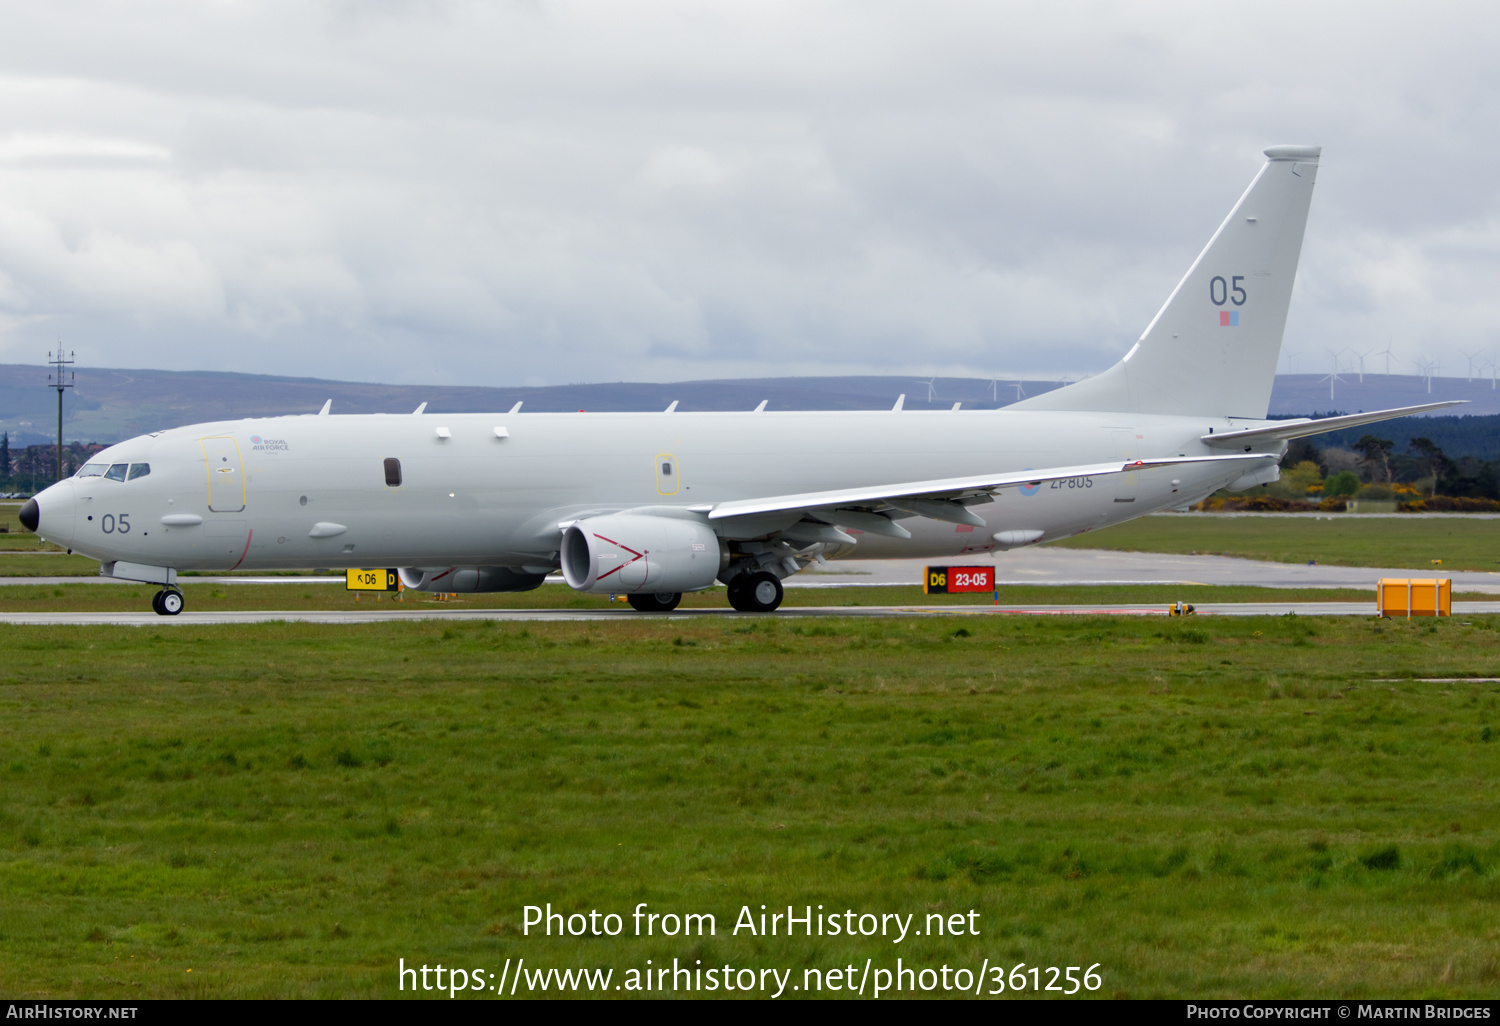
[1055,514,1500,571]
[2,615,1499,999]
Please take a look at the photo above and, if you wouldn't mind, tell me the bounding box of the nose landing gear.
[151,588,185,616]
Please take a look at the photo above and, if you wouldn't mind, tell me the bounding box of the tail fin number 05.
[1210,276,1246,307]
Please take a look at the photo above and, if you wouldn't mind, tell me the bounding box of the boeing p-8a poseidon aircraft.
[19,145,1460,615]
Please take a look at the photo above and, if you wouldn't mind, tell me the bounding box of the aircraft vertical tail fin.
[1012,145,1320,419]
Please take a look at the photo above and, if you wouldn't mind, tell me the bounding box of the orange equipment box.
[1376,578,1450,618]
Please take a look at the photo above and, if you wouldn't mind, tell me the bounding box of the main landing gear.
[151,588,185,616]
[627,591,682,612]
[727,571,783,613]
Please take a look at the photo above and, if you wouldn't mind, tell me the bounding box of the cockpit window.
[103,464,128,482]
[127,463,151,481]
[76,464,107,478]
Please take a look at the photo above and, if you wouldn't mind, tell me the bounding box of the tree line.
[0,433,108,494]
[1214,430,1500,511]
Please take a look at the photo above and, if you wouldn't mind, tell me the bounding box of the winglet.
[412,402,427,415]
[665,400,679,413]
[318,399,332,417]
[892,394,905,411]
[508,401,523,414]
[754,400,768,413]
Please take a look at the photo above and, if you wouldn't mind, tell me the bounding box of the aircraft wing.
[1201,401,1466,448]
[702,452,1276,528]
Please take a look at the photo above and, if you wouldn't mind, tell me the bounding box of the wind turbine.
[1464,350,1483,382]
[1376,340,1397,376]
[987,376,1001,402]
[1318,349,1345,402]
[916,378,937,402]
[1344,347,1372,382]
[1282,350,1299,375]
[1416,356,1439,394]
[1011,380,1027,401]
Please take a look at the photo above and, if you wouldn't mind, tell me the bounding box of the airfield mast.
[47,347,75,484]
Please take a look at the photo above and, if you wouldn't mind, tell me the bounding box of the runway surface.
[802,551,1500,591]
[4,544,1498,624]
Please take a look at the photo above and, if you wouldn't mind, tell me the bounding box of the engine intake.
[397,566,547,593]
[561,513,727,594]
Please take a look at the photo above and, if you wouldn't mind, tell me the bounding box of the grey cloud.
[0,1,1497,386]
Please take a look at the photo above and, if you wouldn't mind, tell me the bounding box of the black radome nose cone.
[19,498,39,532]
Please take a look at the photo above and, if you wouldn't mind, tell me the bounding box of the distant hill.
[1,363,1491,452]
[0,365,1069,446]
[1267,372,1500,419]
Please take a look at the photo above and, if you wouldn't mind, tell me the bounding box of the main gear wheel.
[727,571,783,613]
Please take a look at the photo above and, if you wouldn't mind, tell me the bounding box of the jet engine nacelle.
[398,566,548,593]
[561,513,728,594]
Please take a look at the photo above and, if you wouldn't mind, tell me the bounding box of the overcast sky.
[0,1,1496,387]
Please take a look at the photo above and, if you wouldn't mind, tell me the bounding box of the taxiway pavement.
[7,548,1499,592]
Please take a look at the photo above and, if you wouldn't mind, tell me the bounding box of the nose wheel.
[151,588,185,616]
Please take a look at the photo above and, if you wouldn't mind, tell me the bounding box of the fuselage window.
[127,463,151,481]
[384,458,402,487]
[76,464,107,478]
[104,464,128,482]
[661,462,672,476]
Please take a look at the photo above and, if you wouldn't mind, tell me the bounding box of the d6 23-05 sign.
[925,565,995,594]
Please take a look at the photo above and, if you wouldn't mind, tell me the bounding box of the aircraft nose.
[19,498,39,532]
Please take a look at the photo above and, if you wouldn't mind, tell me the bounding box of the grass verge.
[0,615,1498,998]
[1054,514,1500,571]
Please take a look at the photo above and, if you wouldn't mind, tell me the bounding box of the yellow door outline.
[200,436,247,512]
[655,453,680,496]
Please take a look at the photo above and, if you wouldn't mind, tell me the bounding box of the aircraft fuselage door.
[1110,429,1138,504]
[656,453,680,496]
[201,436,246,512]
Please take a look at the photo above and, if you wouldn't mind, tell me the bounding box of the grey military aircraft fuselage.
[32,406,1260,575]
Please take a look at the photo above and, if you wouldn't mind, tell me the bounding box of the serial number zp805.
[1049,477,1094,489]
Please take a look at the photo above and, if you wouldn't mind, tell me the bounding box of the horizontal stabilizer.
[1202,401,1467,447]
